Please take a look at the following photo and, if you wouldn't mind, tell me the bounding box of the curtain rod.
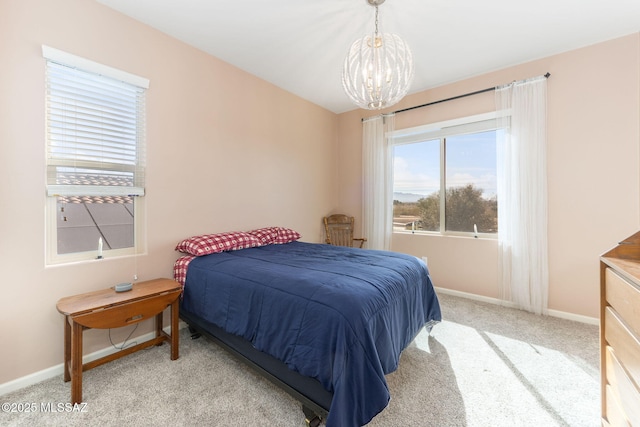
[361,72,550,121]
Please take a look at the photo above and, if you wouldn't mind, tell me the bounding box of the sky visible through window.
[393,130,498,202]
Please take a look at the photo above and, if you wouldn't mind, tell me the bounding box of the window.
[43,46,148,264]
[391,114,500,236]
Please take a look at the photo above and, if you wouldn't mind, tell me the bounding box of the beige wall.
[337,33,640,319]
[1,0,638,389]
[0,0,338,385]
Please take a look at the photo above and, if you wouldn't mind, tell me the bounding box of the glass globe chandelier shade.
[341,1,415,110]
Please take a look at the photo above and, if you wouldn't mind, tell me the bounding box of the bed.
[173,228,441,426]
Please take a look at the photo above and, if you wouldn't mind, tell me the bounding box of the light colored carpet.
[1,293,599,426]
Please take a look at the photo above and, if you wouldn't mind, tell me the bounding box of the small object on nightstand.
[114,282,133,292]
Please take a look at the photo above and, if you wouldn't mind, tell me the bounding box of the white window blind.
[43,46,148,197]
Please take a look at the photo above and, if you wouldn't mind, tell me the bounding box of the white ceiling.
[97,0,640,114]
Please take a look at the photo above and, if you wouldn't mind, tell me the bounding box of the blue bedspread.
[181,241,441,426]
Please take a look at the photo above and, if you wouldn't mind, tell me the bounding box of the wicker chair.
[323,214,367,248]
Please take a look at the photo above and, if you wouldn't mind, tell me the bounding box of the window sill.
[393,230,497,240]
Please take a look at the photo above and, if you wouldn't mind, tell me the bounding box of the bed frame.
[180,307,331,426]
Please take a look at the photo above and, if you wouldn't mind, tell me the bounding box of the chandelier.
[342,0,415,110]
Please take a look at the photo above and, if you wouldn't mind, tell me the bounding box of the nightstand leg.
[155,312,163,342]
[63,316,71,382]
[70,321,83,404]
[170,298,179,360]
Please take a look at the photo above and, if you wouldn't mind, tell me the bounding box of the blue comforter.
[181,241,441,426]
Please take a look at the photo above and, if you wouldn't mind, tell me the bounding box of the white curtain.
[362,114,395,250]
[496,76,548,315]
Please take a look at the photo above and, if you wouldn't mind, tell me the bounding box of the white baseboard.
[0,322,187,397]
[435,287,599,326]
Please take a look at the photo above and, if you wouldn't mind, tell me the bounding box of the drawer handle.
[127,314,143,323]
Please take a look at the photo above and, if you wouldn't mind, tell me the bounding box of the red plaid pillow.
[175,231,262,256]
[173,255,195,286]
[273,227,301,244]
[248,227,280,245]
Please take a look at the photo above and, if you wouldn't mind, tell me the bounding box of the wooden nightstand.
[56,278,182,404]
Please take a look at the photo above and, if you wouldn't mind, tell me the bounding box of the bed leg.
[424,319,439,336]
[302,406,322,427]
[188,326,201,340]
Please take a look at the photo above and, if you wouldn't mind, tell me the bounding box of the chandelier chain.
[374,6,379,36]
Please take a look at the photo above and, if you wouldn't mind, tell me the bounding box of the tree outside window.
[393,128,499,235]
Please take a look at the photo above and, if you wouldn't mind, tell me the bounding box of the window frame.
[390,112,500,238]
[43,46,148,265]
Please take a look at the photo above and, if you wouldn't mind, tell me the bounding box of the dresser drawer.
[605,346,640,425]
[605,384,630,427]
[605,307,640,390]
[606,268,640,338]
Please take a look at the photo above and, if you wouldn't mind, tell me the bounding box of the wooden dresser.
[600,231,640,426]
